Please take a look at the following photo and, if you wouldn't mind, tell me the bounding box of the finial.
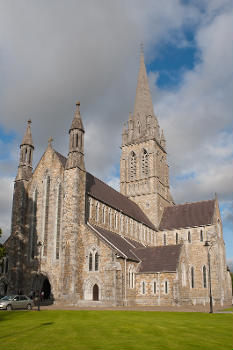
[27,119,32,125]
[140,42,144,53]
[48,136,53,147]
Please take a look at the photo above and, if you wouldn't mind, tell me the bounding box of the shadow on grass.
[0,321,54,339]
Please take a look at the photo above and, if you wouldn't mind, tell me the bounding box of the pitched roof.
[135,245,182,273]
[159,200,216,231]
[89,224,142,261]
[86,172,156,230]
[55,151,67,167]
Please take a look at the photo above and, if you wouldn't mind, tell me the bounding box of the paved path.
[37,303,232,313]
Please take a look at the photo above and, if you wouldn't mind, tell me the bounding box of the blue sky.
[0,1,232,266]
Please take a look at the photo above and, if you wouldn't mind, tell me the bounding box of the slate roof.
[135,245,182,273]
[86,173,156,230]
[159,200,216,231]
[55,151,67,167]
[89,224,143,261]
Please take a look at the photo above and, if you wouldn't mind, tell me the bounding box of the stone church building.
[2,50,232,306]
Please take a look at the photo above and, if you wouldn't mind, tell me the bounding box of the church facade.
[3,50,232,306]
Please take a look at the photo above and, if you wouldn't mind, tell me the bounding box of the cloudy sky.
[0,1,232,264]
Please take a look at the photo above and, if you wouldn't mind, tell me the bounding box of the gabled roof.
[86,173,156,230]
[159,199,216,231]
[55,151,67,167]
[88,224,143,262]
[135,245,182,273]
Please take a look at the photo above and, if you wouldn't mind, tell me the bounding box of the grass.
[0,310,232,350]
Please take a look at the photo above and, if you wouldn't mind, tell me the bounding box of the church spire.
[133,45,154,118]
[66,102,85,170]
[16,119,34,181]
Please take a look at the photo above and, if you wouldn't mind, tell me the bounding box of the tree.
[0,228,6,259]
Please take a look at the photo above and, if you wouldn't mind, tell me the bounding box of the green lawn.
[0,310,232,350]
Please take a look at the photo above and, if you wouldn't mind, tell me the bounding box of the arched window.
[108,209,112,227]
[88,198,92,219]
[30,189,38,259]
[95,202,99,222]
[56,183,62,259]
[141,149,149,176]
[137,120,141,134]
[176,232,179,245]
[142,281,146,294]
[114,212,118,229]
[95,252,99,271]
[200,230,203,242]
[120,214,123,232]
[165,281,168,294]
[102,205,106,224]
[89,252,93,271]
[163,233,167,246]
[43,175,50,256]
[128,266,135,288]
[130,152,136,180]
[191,267,195,288]
[153,281,157,294]
[188,231,191,243]
[203,265,207,288]
[182,262,186,286]
[76,134,79,148]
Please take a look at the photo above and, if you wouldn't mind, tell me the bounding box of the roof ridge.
[170,199,215,207]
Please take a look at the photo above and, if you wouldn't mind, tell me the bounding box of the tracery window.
[141,149,149,176]
[43,175,50,256]
[130,151,136,180]
[56,183,62,259]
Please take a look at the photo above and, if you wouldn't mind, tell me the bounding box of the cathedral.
[2,49,232,306]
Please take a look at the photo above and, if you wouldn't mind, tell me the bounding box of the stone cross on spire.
[133,46,155,119]
[48,136,53,147]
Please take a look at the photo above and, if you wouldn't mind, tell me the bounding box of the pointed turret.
[66,102,85,170]
[133,46,154,118]
[16,119,34,181]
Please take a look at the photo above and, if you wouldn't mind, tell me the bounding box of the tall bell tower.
[120,48,174,228]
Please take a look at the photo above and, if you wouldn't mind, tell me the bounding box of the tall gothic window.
[142,281,146,294]
[108,209,112,227]
[176,232,179,245]
[95,202,99,222]
[120,214,123,232]
[188,231,191,243]
[182,262,186,286]
[30,189,38,259]
[43,175,50,256]
[56,183,62,259]
[141,149,149,176]
[114,212,118,229]
[130,151,136,180]
[203,265,207,288]
[153,281,157,294]
[95,252,99,271]
[200,230,203,242]
[137,120,141,134]
[89,252,93,271]
[191,267,195,288]
[102,205,106,224]
[165,281,168,294]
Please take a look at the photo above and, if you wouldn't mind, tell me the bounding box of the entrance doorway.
[42,278,51,299]
[93,284,99,301]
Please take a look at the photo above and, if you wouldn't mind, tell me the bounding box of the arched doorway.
[42,278,51,299]
[93,284,99,301]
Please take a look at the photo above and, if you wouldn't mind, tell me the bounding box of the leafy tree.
[0,228,6,259]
